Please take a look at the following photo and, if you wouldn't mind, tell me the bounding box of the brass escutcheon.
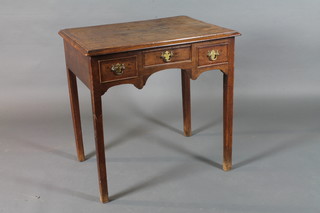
[111,63,125,75]
[161,51,174,62]
[207,49,220,61]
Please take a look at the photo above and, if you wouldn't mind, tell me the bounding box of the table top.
[59,16,240,56]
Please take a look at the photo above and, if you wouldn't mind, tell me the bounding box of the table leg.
[181,69,191,137]
[90,92,109,203]
[222,68,234,171]
[66,69,85,162]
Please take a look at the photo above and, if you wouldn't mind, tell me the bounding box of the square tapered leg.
[181,69,192,137]
[66,69,85,162]
[90,92,109,203]
[222,65,234,171]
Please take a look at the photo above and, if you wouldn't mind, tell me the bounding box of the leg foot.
[223,161,232,171]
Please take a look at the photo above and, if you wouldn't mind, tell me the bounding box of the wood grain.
[59,16,240,56]
[64,41,91,88]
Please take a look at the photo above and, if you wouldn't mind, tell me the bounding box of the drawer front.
[197,42,228,67]
[143,46,191,66]
[99,56,138,83]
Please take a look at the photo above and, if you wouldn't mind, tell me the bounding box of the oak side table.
[59,16,240,203]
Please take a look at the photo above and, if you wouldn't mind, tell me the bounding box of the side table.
[59,16,241,203]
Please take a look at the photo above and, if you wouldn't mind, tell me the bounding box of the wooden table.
[59,16,240,203]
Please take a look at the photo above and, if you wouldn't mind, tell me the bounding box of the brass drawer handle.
[161,51,174,62]
[207,49,220,61]
[111,63,125,75]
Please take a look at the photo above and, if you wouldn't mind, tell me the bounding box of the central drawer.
[143,45,191,67]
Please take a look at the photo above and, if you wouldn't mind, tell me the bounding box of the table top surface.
[59,16,240,56]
